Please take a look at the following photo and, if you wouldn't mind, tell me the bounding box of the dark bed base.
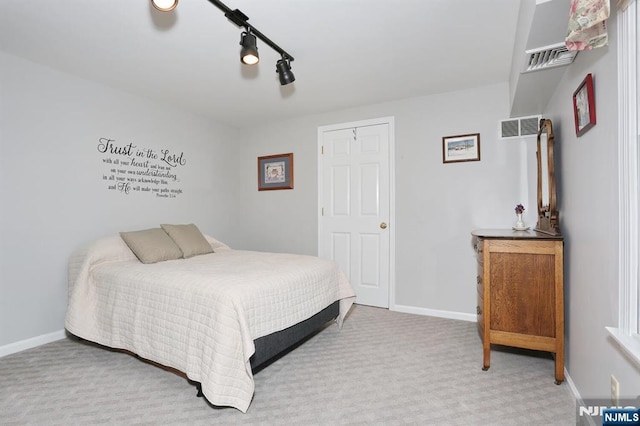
[195,300,339,398]
[251,300,340,371]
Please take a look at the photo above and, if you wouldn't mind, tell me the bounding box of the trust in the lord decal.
[97,137,186,198]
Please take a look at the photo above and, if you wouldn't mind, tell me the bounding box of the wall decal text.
[98,137,186,198]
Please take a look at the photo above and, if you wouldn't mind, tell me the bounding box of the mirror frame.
[535,118,561,235]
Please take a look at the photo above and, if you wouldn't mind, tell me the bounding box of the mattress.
[65,235,355,412]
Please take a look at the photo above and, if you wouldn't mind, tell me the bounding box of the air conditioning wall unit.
[499,115,542,140]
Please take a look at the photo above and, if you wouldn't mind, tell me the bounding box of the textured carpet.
[0,305,576,425]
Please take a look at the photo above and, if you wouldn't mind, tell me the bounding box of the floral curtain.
[566,0,610,50]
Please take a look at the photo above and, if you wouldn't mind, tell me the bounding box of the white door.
[318,119,393,308]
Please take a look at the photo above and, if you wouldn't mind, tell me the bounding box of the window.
[607,0,640,366]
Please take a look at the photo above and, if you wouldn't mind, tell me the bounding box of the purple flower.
[515,204,525,214]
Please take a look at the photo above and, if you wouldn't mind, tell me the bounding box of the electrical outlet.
[611,375,620,406]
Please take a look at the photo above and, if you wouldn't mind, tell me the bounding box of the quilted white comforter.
[65,235,355,412]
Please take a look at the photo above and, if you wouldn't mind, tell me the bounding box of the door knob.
[380,222,388,229]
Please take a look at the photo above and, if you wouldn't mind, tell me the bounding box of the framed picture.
[442,133,481,164]
[572,73,596,137]
[257,153,294,191]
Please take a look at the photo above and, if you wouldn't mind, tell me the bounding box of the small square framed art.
[257,153,294,191]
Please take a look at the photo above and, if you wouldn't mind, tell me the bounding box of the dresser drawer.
[476,290,484,335]
[475,237,484,295]
[474,237,484,264]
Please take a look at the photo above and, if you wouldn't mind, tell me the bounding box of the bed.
[65,226,355,413]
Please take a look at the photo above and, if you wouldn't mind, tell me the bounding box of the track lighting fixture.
[151,0,178,12]
[151,0,296,85]
[276,57,295,85]
[240,31,259,65]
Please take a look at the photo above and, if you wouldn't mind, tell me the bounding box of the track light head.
[152,0,296,85]
[240,31,259,65]
[151,0,178,12]
[276,58,295,86]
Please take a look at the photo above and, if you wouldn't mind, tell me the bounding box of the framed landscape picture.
[442,133,481,164]
[257,153,294,190]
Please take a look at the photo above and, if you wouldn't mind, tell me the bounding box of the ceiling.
[0,0,522,128]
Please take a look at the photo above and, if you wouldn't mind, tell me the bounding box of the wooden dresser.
[471,229,564,384]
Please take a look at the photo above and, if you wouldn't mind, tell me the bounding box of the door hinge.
[321,145,324,155]
[321,207,324,216]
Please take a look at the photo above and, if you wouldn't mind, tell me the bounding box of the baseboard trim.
[565,368,595,426]
[0,329,67,358]
[391,304,476,322]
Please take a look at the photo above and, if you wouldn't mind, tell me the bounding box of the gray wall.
[542,5,640,401]
[0,51,240,347]
[233,82,527,316]
[0,62,531,348]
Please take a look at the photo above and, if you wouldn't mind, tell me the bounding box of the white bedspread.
[65,235,355,412]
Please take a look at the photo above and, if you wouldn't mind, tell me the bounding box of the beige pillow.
[160,223,214,258]
[119,228,183,264]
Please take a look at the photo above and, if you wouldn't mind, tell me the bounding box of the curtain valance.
[566,0,610,50]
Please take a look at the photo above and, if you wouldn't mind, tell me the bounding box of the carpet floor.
[0,304,576,425]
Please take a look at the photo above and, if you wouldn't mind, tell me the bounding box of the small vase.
[515,213,525,229]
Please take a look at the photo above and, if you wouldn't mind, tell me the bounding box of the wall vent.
[499,115,541,140]
[521,42,578,73]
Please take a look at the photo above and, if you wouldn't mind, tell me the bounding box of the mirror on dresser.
[535,118,561,235]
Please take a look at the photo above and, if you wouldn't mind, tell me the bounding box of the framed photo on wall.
[442,133,481,164]
[572,73,596,137]
[257,153,294,190]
